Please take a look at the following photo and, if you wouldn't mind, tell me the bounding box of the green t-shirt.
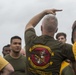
[25,28,75,75]
[4,54,26,75]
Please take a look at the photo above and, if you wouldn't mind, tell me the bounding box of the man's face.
[57,35,66,43]
[10,39,21,53]
[3,47,11,56]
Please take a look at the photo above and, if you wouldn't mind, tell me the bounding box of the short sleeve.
[73,42,76,60]
[24,28,36,44]
[0,56,9,70]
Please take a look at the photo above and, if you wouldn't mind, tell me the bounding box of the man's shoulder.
[25,28,35,33]
[21,55,26,58]
[65,42,72,45]
[20,55,26,62]
[4,54,11,59]
[64,43,72,47]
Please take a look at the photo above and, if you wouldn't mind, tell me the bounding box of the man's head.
[71,21,76,44]
[41,14,58,36]
[10,36,22,53]
[56,32,67,43]
[2,44,11,56]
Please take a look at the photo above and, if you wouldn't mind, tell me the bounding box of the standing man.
[2,44,11,57]
[5,36,26,75]
[56,32,75,75]
[0,56,14,75]
[25,9,76,75]
[71,20,76,75]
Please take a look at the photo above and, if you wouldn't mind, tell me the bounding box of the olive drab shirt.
[25,28,75,75]
[4,54,26,75]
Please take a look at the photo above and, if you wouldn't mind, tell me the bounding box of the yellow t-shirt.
[73,42,76,60]
[0,56,8,70]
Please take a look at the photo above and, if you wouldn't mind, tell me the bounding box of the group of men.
[25,9,76,75]
[0,36,26,75]
[56,32,75,75]
[0,8,76,75]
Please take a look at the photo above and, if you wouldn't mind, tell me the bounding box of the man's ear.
[55,28,58,33]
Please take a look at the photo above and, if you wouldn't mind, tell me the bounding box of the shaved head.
[42,14,58,33]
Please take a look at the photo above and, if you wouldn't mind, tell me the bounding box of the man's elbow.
[9,67,14,74]
[4,63,14,75]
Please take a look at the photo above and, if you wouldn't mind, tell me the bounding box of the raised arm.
[25,9,62,31]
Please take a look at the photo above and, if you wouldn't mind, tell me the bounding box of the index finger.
[55,9,63,12]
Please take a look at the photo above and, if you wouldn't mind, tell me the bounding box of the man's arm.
[25,9,62,31]
[1,63,14,75]
[0,56,14,75]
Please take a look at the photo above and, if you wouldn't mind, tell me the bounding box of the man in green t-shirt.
[5,36,26,75]
[25,9,76,75]
[56,32,75,75]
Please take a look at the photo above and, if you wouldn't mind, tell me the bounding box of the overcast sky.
[0,0,76,56]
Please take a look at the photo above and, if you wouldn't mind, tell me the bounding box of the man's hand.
[45,9,62,15]
[25,8,62,31]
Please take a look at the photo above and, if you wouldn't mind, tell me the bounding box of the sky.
[0,0,76,56]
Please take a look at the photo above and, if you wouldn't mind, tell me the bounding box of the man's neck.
[42,32,54,37]
[10,52,21,59]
